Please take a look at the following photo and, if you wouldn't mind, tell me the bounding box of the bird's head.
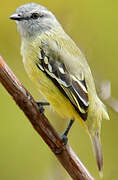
[10,3,60,38]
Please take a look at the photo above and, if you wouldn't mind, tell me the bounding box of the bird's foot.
[36,101,50,114]
[61,119,74,145]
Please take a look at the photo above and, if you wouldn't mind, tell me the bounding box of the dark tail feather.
[90,132,103,177]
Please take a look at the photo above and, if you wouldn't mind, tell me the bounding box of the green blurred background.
[0,0,118,179]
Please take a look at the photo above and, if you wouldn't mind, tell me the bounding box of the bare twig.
[97,80,118,113]
[0,56,95,180]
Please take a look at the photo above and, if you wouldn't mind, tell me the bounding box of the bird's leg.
[36,102,50,114]
[61,119,74,145]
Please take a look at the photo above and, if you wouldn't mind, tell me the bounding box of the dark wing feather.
[37,49,89,121]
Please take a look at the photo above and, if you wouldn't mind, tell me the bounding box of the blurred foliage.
[0,0,118,180]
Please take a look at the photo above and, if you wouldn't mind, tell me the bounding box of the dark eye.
[31,13,44,19]
[31,13,40,19]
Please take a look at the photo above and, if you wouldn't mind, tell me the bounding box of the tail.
[87,96,109,176]
[90,132,103,177]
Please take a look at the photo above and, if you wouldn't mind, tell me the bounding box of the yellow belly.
[23,56,85,127]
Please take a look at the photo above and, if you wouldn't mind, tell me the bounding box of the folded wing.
[36,49,89,120]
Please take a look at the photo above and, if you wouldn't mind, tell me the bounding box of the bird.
[9,2,109,174]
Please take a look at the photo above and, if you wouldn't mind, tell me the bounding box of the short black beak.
[9,13,22,21]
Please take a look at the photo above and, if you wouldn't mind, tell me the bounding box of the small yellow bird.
[10,3,109,173]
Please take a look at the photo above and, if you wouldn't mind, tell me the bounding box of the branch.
[0,56,95,180]
[97,80,118,113]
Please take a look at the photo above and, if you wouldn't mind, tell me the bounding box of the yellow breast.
[21,38,87,129]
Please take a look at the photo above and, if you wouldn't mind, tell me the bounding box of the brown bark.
[0,56,95,180]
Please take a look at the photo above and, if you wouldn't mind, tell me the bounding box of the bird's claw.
[36,101,50,114]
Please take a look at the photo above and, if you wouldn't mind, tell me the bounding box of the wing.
[36,48,89,120]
